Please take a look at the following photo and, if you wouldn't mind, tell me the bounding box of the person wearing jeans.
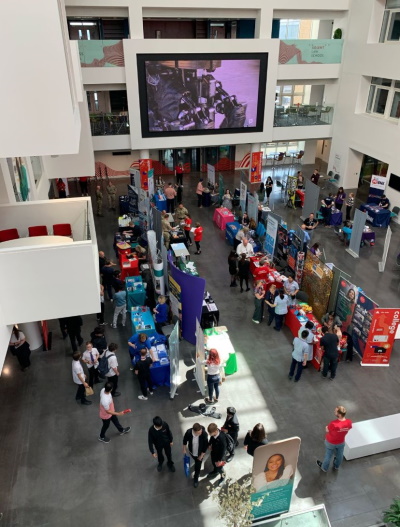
[288,330,309,382]
[317,406,353,472]
[104,343,121,397]
[98,382,131,444]
[202,348,223,403]
[112,287,126,328]
[183,423,209,488]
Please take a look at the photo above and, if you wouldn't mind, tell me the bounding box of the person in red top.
[194,222,203,255]
[164,183,177,214]
[316,405,352,472]
[183,214,193,247]
[175,163,184,186]
[79,177,89,196]
[56,178,66,198]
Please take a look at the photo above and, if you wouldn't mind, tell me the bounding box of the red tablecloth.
[296,189,305,207]
[249,258,286,288]
[213,207,234,230]
[285,308,324,371]
[119,254,139,280]
[116,242,131,258]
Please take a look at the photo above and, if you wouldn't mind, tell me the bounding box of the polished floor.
[1,166,400,527]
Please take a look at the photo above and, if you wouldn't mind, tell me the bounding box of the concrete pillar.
[140,149,150,159]
[19,322,42,351]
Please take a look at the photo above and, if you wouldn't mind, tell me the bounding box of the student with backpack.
[221,407,240,461]
[98,343,120,397]
[207,423,233,485]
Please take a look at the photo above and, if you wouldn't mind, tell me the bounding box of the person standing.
[222,189,233,210]
[196,178,204,208]
[234,226,249,251]
[273,289,289,331]
[112,287,127,328]
[202,348,223,404]
[9,326,31,372]
[288,330,309,382]
[345,192,355,221]
[175,203,189,222]
[228,250,238,287]
[101,260,115,301]
[221,407,240,460]
[98,382,131,443]
[300,224,311,250]
[57,178,66,198]
[106,181,117,211]
[134,348,154,401]
[72,352,92,405]
[252,280,265,324]
[59,318,68,339]
[65,316,83,352]
[164,183,177,213]
[97,284,107,326]
[321,193,334,227]
[176,184,183,205]
[299,320,316,363]
[238,254,251,292]
[103,343,121,396]
[79,177,89,196]
[194,222,203,255]
[297,171,304,189]
[236,237,254,258]
[284,276,299,305]
[265,176,274,204]
[91,326,107,356]
[148,416,175,472]
[311,169,320,185]
[335,187,346,211]
[96,185,103,216]
[317,406,352,472]
[244,423,268,456]
[183,214,193,247]
[175,163,184,186]
[207,423,228,485]
[257,182,265,203]
[320,327,340,380]
[153,295,168,334]
[183,423,209,488]
[265,284,277,326]
[82,341,100,388]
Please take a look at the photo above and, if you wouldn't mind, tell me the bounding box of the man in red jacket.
[194,222,203,255]
[316,405,352,472]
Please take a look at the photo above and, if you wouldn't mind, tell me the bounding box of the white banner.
[194,319,206,396]
[265,215,279,256]
[207,164,215,186]
[240,181,247,201]
[370,174,387,191]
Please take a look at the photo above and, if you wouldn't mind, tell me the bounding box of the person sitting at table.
[129,244,147,264]
[320,193,334,227]
[342,221,352,245]
[335,187,346,211]
[234,226,249,251]
[249,218,257,231]
[321,311,342,330]
[284,276,299,305]
[240,212,250,227]
[236,237,254,258]
[122,221,141,238]
[304,213,319,231]
[297,171,304,190]
[153,295,169,334]
[222,189,233,210]
[265,176,273,204]
[310,243,322,257]
[265,284,277,326]
[379,194,390,209]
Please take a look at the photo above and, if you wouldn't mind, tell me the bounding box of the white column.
[140,149,150,159]
[251,143,261,153]
[19,322,42,351]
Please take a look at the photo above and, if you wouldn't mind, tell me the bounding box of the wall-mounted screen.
[137,53,268,138]
[388,173,400,192]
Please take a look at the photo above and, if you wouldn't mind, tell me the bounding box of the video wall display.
[137,53,268,138]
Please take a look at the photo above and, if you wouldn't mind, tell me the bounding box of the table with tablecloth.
[359,204,391,227]
[130,306,156,337]
[225,221,241,246]
[130,342,170,387]
[125,276,146,309]
[120,254,139,280]
[329,210,343,226]
[154,193,167,212]
[296,190,305,207]
[362,230,376,245]
[213,207,235,230]
[249,257,287,287]
[285,308,325,371]
[203,326,237,376]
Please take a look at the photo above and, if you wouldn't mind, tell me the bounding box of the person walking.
[57,178,66,198]
[345,192,355,221]
[175,163,184,186]
[148,416,175,472]
[183,214,193,247]
[96,185,103,216]
[207,423,228,485]
[221,407,240,461]
[9,326,31,372]
[316,406,353,472]
[273,289,289,331]
[164,183,177,213]
[265,176,273,204]
[288,330,309,382]
[238,253,251,292]
[65,316,83,352]
[183,423,209,488]
[228,250,238,287]
[244,424,268,456]
[98,381,131,443]
[103,343,121,397]
[79,177,89,196]
[97,284,107,326]
[265,284,277,326]
[196,178,204,208]
[320,327,339,380]
[203,348,223,404]
[82,341,100,388]
[194,222,203,255]
[112,287,127,328]
[106,181,117,211]
[252,280,265,324]
[134,348,154,401]
[72,352,92,405]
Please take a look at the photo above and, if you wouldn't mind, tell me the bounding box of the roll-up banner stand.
[301,179,320,221]
[378,226,392,272]
[194,319,206,397]
[346,209,367,258]
[169,322,180,399]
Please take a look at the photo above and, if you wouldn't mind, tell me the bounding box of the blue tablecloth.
[225,221,241,246]
[154,193,167,212]
[359,204,391,227]
[130,306,156,337]
[131,346,170,387]
[126,276,146,309]
[329,210,343,226]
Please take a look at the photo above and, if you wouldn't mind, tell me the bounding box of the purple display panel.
[168,253,206,345]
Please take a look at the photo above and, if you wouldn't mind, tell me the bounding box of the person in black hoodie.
[65,316,83,352]
[244,423,269,457]
[207,423,228,485]
[221,407,240,462]
[90,327,108,356]
[183,423,209,488]
[148,416,175,473]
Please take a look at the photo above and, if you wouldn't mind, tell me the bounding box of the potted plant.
[333,28,342,39]
[383,497,400,526]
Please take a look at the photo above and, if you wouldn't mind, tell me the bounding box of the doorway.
[159,149,200,172]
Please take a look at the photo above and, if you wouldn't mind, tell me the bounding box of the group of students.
[161,204,203,254]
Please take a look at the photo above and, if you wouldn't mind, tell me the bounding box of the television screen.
[137,53,268,138]
[388,173,400,192]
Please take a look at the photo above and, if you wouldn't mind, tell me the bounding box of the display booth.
[301,251,333,321]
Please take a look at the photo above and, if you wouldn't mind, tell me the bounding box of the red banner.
[362,308,400,366]
[139,159,152,191]
[250,152,262,183]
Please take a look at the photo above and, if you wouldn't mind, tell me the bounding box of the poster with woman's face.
[335,279,359,332]
[251,437,301,520]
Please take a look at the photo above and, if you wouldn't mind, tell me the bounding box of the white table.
[0,235,73,249]
[171,243,189,258]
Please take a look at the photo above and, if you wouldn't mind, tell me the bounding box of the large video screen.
[137,53,268,138]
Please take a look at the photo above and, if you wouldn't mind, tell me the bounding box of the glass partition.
[257,504,331,526]
[78,40,124,67]
[89,113,130,135]
[274,105,334,127]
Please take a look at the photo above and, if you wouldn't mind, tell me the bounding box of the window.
[93,92,99,111]
[275,85,308,108]
[261,141,305,158]
[278,19,320,40]
[380,2,400,42]
[366,77,400,120]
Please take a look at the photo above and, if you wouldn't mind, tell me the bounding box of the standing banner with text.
[207,164,215,186]
[147,168,155,198]
[169,322,180,399]
[250,152,263,184]
[247,193,258,226]
[139,159,152,191]
[368,174,386,204]
[335,279,359,332]
[264,214,279,257]
[251,437,301,520]
[362,308,400,367]
[351,292,379,357]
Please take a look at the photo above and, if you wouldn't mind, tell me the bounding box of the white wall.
[316,139,331,163]
[0,308,13,375]
[82,68,126,86]
[92,135,132,151]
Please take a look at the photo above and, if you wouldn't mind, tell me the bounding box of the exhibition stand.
[119,253,139,280]
[225,221,241,246]
[203,326,238,375]
[153,191,167,212]
[359,203,391,227]
[125,276,146,309]
[201,291,219,329]
[130,306,156,337]
[213,207,234,229]
[285,308,324,371]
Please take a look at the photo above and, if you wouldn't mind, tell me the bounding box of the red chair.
[53,223,72,237]
[28,225,48,237]
[0,228,19,242]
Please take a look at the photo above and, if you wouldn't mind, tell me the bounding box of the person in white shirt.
[273,290,290,332]
[82,342,100,387]
[284,276,299,305]
[72,352,92,405]
[98,382,131,444]
[182,423,209,488]
[236,237,254,258]
[103,343,121,397]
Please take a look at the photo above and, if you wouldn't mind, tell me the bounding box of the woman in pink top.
[164,183,177,214]
[196,178,204,208]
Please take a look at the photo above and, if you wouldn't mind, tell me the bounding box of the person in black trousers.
[265,284,277,326]
[65,316,83,352]
[207,423,228,485]
[148,416,175,472]
[134,349,154,401]
[221,407,240,461]
[59,318,68,339]
[91,326,107,356]
[320,327,340,380]
[183,423,209,488]
[238,254,250,292]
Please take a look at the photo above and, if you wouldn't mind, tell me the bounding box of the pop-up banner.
[351,292,379,357]
[361,308,400,367]
[335,279,358,332]
[368,174,386,204]
[250,152,262,183]
[139,159,152,191]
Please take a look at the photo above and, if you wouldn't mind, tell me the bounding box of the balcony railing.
[78,39,124,67]
[274,105,334,127]
[90,113,130,135]
[279,39,343,64]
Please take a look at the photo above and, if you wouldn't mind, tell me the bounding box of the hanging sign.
[250,152,262,183]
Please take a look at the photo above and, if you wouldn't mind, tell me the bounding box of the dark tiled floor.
[0,166,399,526]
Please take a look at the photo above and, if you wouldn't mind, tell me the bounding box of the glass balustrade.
[274,105,334,127]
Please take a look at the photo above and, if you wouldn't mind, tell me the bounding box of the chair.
[291,151,304,166]
[53,223,72,237]
[0,228,19,242]
[390,206,399,219]
[316,211,325,221]
[28,225,48,237]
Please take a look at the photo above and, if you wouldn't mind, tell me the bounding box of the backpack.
[188,403,222,420]
[224,432,235,456]
[97,351,114,378]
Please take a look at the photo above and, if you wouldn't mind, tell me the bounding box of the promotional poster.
[207,164,215,186]
[276,224,288,260]
[247,193,258,226]
[301,252,333,321]
[250,151,262,183]
[139,158,152,191]
[127,185,139,214]
[147,168,155,197]
[251,437,301,520]
[264,215,278,257]
[351,291,379,357]
[335,279,359,332]
[362,308,400,366]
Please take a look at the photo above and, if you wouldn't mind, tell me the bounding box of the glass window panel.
[390,91,400,118]
[380,10,390,42]
[388,11,400,40]
[395,81,400,88]
[293,95,303,105]
[371,77,392,86]
[294,85,304,93]
[366,86,376,113]
[386,1,400,9]
[282,96,291,107]
[283,85,293,93]
[373,88,389,114]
